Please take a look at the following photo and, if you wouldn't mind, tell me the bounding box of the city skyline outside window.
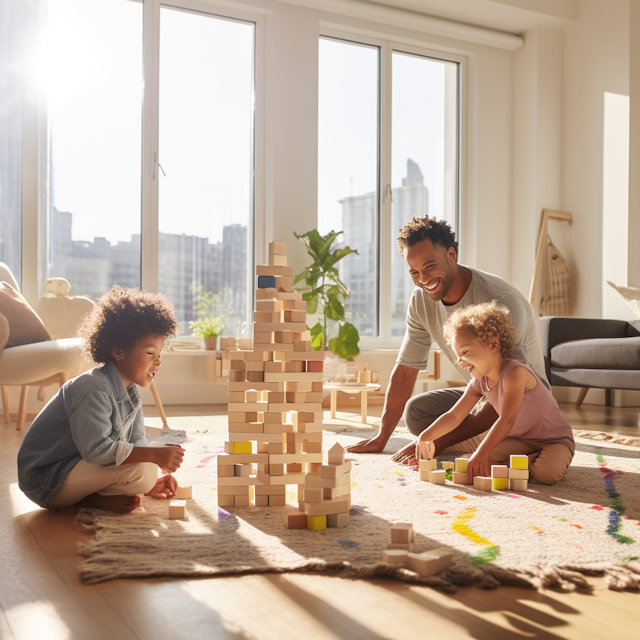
[158,8,254,336]
[0,0,23,284]
[317,37,380,338]
[45,0,143,298]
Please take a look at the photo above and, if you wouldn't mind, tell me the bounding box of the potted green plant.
[293,229,360,360]
[189,317,224,350]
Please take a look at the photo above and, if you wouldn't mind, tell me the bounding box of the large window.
[318,35,460,344]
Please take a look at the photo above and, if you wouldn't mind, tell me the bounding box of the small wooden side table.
[324,383,381,424]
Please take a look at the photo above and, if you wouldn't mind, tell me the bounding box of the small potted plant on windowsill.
[189,317,224,350]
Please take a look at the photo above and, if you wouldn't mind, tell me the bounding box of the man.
[346,216,548,459]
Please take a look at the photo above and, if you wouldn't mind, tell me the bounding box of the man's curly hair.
[443,301,516,358]
[396,216,459,258]
[78,285,180,364]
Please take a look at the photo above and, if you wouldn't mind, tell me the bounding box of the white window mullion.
[141,0,160,293]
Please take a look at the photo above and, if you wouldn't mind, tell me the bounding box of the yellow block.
[307,515,327,531]
[492,477,509,491]
[233,442,252,455]
[455,458,468,473]
[510,454,529,469]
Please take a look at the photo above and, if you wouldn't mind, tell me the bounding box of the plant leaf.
[302,291,319,314]
[318,230,343,263]
[328,322,360,360]
[309,322,324,350]
[293,266,311,286]
[326,269,349,296]
[294,230,324,263]
[322,245,358,272]
[325,294,345,321]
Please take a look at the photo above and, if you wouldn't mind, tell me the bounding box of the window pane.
[158,8,254,335]
[318,38,379,338]
[0,0,23,284]
[45,0,143,299]
[391,52,458,336]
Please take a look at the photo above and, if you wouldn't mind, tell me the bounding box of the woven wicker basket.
[540,235,573,316]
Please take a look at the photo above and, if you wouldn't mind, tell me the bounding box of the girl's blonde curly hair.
[443,301,516,357]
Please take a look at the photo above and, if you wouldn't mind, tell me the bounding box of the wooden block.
[264,412,286,424]
[230,359,245,371]
[492,477,509,491]
[233,442,252,455]
[491,465,509,478]
[269,463,285,475]
[265,391,286,403]
[256,299,284,312]
[284,361,305,373]
[407,548,453,577]
[254,322,306,333]
[217,495,235,507]
[234,496,250,506]
[176,486,192,499]
[234,465,251,477]
[307,462,322,473]
[169,500,187,519]
[247,371,265,383]
[217,485,254,496]
[428,470,446,485]
[253,332,273,344]
[386,541,415,551]
[440,461,454,470]
[228,411,261,423]
[510,454,529,469]
[283,310,306,323]
[419,469,430,482]
[294,341,311,352]
[282,299,307,311]
[473,476,492,491]
[306,515,326,531]
[306,361,324,373]
[304,497,350,517]
[268,403,323,413]
[508,468,529,480]
[321,459,351,479]
[269,241,287,255]
[510,478,528,492]
[254,485,286,495]
[297,411,323,423]
[455,458,468,473]
[452,471,470,485]
[257,443,269,453]
[228,402,268,412]
[284,510,308,529]
[269,495,286,506]
[255,495,269,506]
[230,432,283,444]
[328,443,346,466]
[264,372,323,383]
[391,523,414,544]
[245,390,259,402]
[218,465,235,477]
[382,549,409,565]
[284,351,326,361]
[227,391,245,403]
[257,265,293,277]
[273,331,293,344]
[265,361,285,373]
[256,288,302,300]
[303,488,324,503]
[258,275,276,289]
[302,441,322,453]
[266,442,286,454]
[267,452,323,465]
[224,442,235,453]
[217,453,268,465]
[305,472,350,489]
[287,442,303,455]
[217,476,260,487]
[245,361,266,372]
[323,486,349,500]
[228,382,284,392]
[287,463,303,473]
[297,422,324,433]
[274,275,293,290]
[327,512,349,528]
[419,459,437,472]
[229,370,245,382]
[286,392,307,403]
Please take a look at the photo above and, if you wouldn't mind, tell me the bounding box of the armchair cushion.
[0,282,51,351]
[551,337,640,370]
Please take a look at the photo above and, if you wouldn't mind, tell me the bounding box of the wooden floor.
[0,402,638,640]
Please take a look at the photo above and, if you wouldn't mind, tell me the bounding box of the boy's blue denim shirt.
[17,361,147,511]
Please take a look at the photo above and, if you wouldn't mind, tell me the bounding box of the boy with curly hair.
[414,302,574,484]
[18,286,184,513]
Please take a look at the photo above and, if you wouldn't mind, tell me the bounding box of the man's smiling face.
[403,237,457,302]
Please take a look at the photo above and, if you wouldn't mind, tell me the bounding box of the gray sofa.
[539,317,640,407]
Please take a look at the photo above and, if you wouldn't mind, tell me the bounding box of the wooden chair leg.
[605,389,612,406]
[1,385,10,423]
[575,387,589,408]
[149,380,169,428]
[17,385,29,431]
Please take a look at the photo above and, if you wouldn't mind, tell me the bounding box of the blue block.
[258,275,276,289]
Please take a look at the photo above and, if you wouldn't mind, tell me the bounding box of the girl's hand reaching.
[153,446,184,474]
[145,474,178,499]
[465,450,490,480]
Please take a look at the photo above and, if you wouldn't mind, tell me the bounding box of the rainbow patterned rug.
[76,425,640,592]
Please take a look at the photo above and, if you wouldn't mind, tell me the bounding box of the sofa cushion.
[551,337,640,370]
[0,282,51,352]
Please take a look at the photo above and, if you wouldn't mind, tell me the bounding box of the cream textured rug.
[76,424,640,592]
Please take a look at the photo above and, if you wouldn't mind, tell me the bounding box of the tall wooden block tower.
[216,242,328,508]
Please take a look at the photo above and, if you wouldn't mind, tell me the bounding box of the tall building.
[340,159,429,338]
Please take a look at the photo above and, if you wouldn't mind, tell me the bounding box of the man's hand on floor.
[346,435,387,454]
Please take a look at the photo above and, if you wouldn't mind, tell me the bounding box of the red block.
[306,361,324,373]
[284,510,307,529]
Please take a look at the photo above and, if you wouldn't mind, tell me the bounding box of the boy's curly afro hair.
[78,285,180,364]
[396,216,458,258]
[443,301,516,358]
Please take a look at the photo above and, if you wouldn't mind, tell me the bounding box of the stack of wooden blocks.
[216,242,329,512]
[381,524,453,576]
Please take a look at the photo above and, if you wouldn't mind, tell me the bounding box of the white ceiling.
[359,0,579,34]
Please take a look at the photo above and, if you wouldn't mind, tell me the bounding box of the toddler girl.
[18,285,184,513]
[410,301,574,485]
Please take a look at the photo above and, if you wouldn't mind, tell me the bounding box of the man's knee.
[123,462,158,494]
[403,394,436,436]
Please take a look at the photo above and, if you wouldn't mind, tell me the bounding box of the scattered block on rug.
[327,512,349,528]
[492,477,508,491]
[441,461,454,469]
[508,468,528,480]
[176,486,192,499]
[452,472,470,485]
[473,476,492,491]
[391,523,414,544]
[169,500,187,519]
[428,470,446,485]
[491,465,508,478]
[510,479,528,492]
[419,459,437,472]
[408,548,453,577]
[382,549,409,565]
[454,458,467,473]
[306,515,326,531]
[386,541,415,552]
[510,455,529,469]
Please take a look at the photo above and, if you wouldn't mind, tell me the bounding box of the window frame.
[319,28,466,350]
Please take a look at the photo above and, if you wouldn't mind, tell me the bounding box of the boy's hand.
[153,446,184,473]
[145,475,178,499]
[466,451,490,480]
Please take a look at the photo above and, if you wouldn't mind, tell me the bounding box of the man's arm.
[346,364,419,453]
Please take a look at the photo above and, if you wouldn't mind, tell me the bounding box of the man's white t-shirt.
[396,265,550,390]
